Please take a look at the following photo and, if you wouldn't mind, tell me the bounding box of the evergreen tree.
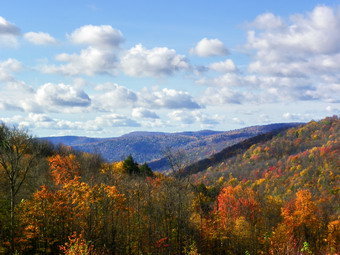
[139,163,153,177]
[123,155,139,175]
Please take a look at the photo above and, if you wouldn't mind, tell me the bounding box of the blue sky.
[1,0,340,137]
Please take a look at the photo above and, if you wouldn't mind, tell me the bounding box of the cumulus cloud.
[0,16,20,46]
[27,113,54,124]
[310,82,340,103]
[93,114,140,127]
[132,108,159,119]
[121,44,190,77]
[141,88,202,109]
[94,85,202,111]
[0,59,22,81]
[190,38,229,57]
[42,47,117,76]
[0,80,37,113]
[250,13,284,30]
[0,112,140,133]
[282,112,312,121]
[208,73,244,87]
[248,6,340,62]
[231,5,340,104]
[0,16,20,35]
[209,59,237,73]
[41,24,123,76]
[200,87,249,105]
[168,110,222,125]
[0,101,23,111]
[192,5,340,106]
[36,83,91,108]
[232,117,245,125]
[92,83,138,110]
[198,71,339,105]
[69,25,124,49]
[24,32,57,45]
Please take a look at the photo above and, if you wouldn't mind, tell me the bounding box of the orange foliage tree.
[18,153,125,253]
[270,189,322,254]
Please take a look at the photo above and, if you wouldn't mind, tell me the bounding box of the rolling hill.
[41,123,300,171]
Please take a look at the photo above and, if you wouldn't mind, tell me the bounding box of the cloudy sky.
[1,0,340,137]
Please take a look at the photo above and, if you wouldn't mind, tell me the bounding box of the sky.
[1,0,340,137]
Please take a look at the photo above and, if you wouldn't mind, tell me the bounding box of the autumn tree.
[49,154,80,185]
[215,184,260,254]
[0,123,42,253]
[270,190,322,254]
[19,153,126,253]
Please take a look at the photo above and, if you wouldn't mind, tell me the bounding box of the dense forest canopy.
[0,116,339,254]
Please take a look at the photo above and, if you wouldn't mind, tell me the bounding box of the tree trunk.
[10,183,15,254]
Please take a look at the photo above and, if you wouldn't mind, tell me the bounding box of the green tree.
[139,163,153,177]
[123,155,139,175]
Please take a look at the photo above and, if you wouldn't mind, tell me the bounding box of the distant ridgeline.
[41,123,300,172]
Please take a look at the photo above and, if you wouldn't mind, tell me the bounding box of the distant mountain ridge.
[179,127,289,177]
[41,123,301,171]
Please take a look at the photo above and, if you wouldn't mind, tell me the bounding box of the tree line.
[0,117,339,254]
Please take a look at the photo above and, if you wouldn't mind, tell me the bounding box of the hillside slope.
[42,123,299,171]
[180,127,289,176]
[193,116,339,202]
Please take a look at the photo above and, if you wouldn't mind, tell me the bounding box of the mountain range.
[41,122,300,171]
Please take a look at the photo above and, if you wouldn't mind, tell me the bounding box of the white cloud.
[0,16,20,35]
[200,87,249,105]
[168,110,195,124]
[0,59,22,81]
[190,38,229,57]
[0,115,26,128]
[310,82,340,103]
[41,24,124,76]
[326,105,340,114]
[248,6,340,60]
[140,88,201,109]
[250,13,284,30]
[237,5,340,104]
[132,108,159,119]
[5,80,34,93]
[93,85,202,111]
[282,112,312,121]
[0,101,23,111]
[0,112,140,133]
[0,80,37,113]
[69,25,124,49]
[42,46,117,76]
[24,32,57,45]
[209,59,237,73]
[232,117,245,125]
[36,83,91,108]
[198,73,245,87]
[168,110,222,125]
[192,5,340,107]
[0,16,20,46]
[93,114,140,127]
[92,83,138,110]
[198,71,340,105]
[121,44,190,77]
[29,113,53,122]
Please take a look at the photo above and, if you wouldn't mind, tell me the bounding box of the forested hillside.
[42,123,298,171]
[0,116,338,254]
